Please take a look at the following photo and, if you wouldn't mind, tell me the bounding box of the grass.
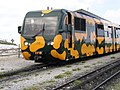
[54,74,65,79]
[35,73,39,76]
[72,68,81,71]
[75,63,79,65]
[1,68,4,70]
[54,71,72,79]
[92,63,96,65]
[97,61,103,63]
[84,65,90,68]
[46,80,55,83]
[81,61,86,63]
[13,78,29,83]
[62,70,65,72]
[0,87,4,89]
[74,80,81,86]
[64,71,72,75]
[47,73,51,74]
[66,65,72,68]
[111,56,115,59]
[23,86,39,90]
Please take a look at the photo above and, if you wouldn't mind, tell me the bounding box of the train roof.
[75,9,110,22]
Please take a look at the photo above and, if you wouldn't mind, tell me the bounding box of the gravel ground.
[105,73,120,90]
[107,78,120,90]
[0,52,120,90]
[0,55,37,74]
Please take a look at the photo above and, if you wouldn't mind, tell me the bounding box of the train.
[18,9,120,63]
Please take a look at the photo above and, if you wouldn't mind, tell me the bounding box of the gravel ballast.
[0,53,120,90]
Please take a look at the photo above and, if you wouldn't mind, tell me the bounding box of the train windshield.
[23,16,58,39]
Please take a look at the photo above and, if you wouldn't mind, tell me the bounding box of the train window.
[81,18,86,31]
[74,17,80,30]
[105,31,109,37]
[97,24,104,37]
[74,17,86,31]
[98,24,104,29]
[116,29,120,38]
[108,26,112,38]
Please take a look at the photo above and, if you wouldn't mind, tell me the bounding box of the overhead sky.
[0,0,120,44]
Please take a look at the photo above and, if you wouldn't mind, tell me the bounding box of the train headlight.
[24,41,29,46]
[47,42,54,45]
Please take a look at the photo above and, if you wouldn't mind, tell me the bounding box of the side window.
[108,26,112,38]
[81,18,86,31]
[116,29,120,38]
[97,24,104,37]
[105,31,109,37]
[74,17,80,30]
[74,17,86,31]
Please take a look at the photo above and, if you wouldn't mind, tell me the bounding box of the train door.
[95,24,105,54]
[112,27,117,51]
[67,12,73,48]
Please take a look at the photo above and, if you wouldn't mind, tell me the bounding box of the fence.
[0,48,21,58]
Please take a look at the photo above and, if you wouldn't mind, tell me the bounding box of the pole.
[18,44,20,58]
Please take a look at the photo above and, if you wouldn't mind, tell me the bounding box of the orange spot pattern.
[30,36,45,52]
[96,47,104,54]
[51,50,66,60]
[105,46,110,53]
[20,36,28,50]
[20,36,31,60]
[97,37,104,44]
[22,52,31,60]
[64,39,79,59]
[110,45,113,52]
[51,35,66,60]
[53,35,62,49]
[81,44,95,56]
[75,33,87,42]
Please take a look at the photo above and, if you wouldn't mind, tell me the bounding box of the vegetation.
[72,68,81,71]
[0,39,16,45]
[74,80,81,85]
[54,71,72,79]
[97,61,103,63]
[66,65,72,68]
[23,86,39,90]
[46,80,55,83]
[1,68,4,70]
[84,65,90,68]
[54,74,65,79]
[111,56,115,59]
[64,71,72,75]
[81,61,86,63]
[92,63,96,65]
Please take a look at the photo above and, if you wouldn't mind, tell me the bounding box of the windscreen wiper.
[32,23,45,38]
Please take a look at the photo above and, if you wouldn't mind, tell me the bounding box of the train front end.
[18,9,73,63]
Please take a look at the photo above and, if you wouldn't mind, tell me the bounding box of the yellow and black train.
[18,9,120,63]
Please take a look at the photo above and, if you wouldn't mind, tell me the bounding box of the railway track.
[49,57,120,90]
[92,69,120,90]
[0,63,50,84]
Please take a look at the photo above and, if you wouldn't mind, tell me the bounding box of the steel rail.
[51,58,120,90]
[92,70,120,90]
[0,64,49,83]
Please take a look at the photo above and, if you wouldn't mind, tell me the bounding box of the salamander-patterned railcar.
[18,9,120,63]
